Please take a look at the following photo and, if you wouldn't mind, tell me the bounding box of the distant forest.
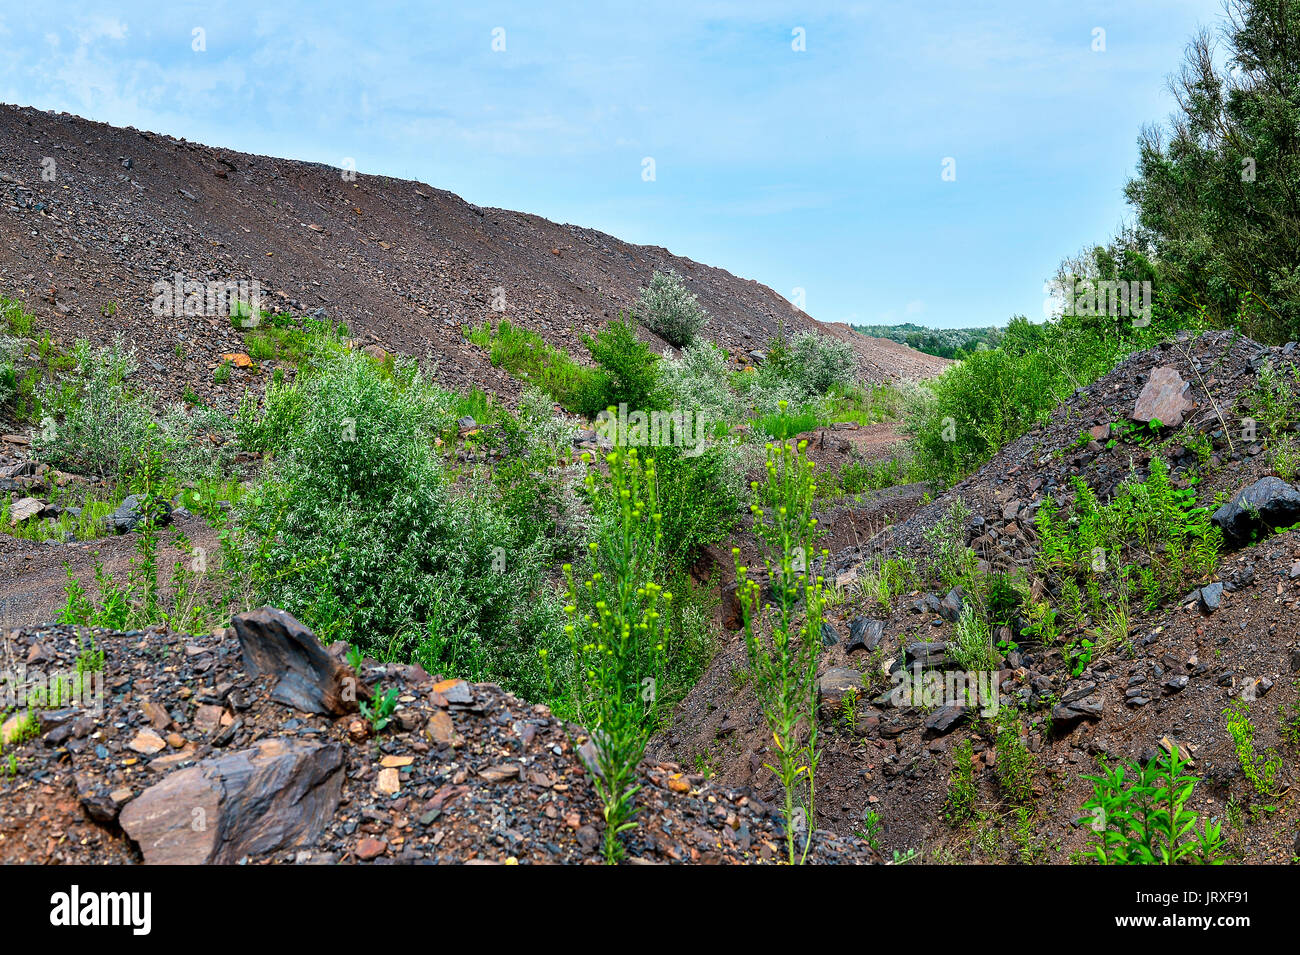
[850,322,1002,359]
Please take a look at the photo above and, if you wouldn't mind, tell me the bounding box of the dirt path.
[0,515,222,631]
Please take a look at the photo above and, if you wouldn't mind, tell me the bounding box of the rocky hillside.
[664,330,1300,863]
[0,607,874,865]
[0,102,945,407]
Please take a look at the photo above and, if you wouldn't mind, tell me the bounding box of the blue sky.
[0,1,1225,328]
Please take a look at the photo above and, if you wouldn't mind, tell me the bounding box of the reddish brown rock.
[128,728,167,755]
[1132,366,1193,428]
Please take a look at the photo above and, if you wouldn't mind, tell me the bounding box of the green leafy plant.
[1279,702,1300,749]
[857,809,883,851]
[734,437,825,864]
[945,738,978,825]
[994,709,1035,806]
[1224,699,1283,798]
[1079,748,1225,864]
[360,687,399,733]
[545,448,669,863]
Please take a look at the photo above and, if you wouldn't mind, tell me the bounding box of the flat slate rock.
[119,738,344,864]
[817,667,864,704]
[846,618,885,654]
[1052,695,1104,727]
[922,702,967,738]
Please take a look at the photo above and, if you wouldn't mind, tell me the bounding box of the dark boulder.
[1198,582,1224,613]
[105,493,172,534]
[1051,695,1103,728]
[845,618,885,654]
[1211,477,1300,547]
[231,607,367,715]
[905,641,948,669]
[923,702,967,738]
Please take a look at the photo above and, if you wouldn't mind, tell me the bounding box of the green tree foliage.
[579,316,661,416]
[1125,0,1300,341]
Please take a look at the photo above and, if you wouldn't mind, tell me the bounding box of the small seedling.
[360,687,399,733]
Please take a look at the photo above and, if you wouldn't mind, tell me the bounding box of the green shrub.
[905,316,1174,484]
[0,341,21,411]
[1,297,35,337]
[949,604,996,672]
[658,340,738,427]
[228,345,562,697]
[580,317,661,416]
[780,330,857,397]
[32,337,236,484]
[635,269,707,348]
[32,337,148,479]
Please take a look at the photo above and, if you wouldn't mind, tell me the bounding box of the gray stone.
[8,496,44,525]
[1211,477,1300,548]
[1199,582,1224,612]
[105,493,172,534]
[231,607,366,715]
[938,588,963,622]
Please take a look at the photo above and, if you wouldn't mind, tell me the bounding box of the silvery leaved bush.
[635,269,708,348]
